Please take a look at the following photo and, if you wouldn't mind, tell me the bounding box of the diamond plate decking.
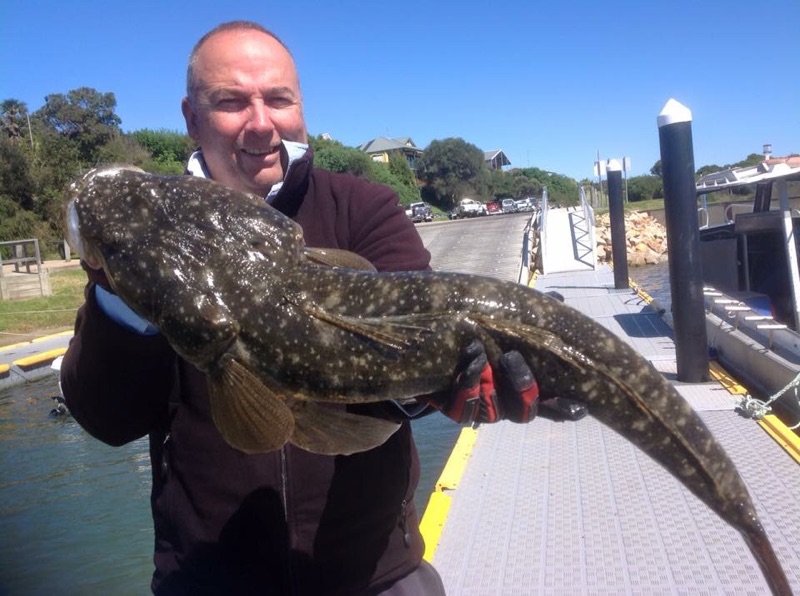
[430,264,800,595]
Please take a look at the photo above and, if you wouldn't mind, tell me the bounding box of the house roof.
[358,136,421,154]
[484,150,511,166]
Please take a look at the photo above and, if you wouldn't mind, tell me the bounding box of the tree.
[310,134,374,178]
[511,167,578,206]
[0,99,29,140]
[309,135,420,205]
[95,134,152,167]
[487,169,516,201]
[695,164,722,178]
[33,87,122,163]
[626,175,663,202]
[510,172,542,201]
[131,128,195,173]
[387,151,417,190]
[416,138,487,209]
[0,137,36,210]
[649,160,662,177]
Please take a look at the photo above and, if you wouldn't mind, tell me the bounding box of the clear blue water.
[0,375,460,595]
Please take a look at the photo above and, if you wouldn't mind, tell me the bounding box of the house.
[358,137,424,170]
[484,149,511,171]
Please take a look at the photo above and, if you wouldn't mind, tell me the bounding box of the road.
[414,212,532,281]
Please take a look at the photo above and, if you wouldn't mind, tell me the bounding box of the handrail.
[578,186,597,270]
[539,187,549,272]
[724,202,755,224]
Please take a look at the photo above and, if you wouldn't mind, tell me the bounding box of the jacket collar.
[185,140,313,211]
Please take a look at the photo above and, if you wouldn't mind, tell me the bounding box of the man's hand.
[433,340,539,425]
[432,340,588,426]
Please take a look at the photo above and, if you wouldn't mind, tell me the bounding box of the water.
[629,261,672,310]
[0,377,153,596]
[0,376,460,595]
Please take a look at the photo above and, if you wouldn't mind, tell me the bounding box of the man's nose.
[246,100,273,132]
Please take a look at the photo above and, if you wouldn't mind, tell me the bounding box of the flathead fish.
[66,165,791,594]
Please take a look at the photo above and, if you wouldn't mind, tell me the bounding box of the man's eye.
[215,98,246,112]
[268,97,294,108]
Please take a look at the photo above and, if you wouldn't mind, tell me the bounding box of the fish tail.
[742,526,793,595]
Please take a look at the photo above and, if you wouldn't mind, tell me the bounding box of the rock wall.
[595,211,668,267]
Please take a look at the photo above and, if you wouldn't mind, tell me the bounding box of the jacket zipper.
[280,445,296,594]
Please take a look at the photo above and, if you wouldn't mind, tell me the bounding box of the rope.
[735,371,800,430]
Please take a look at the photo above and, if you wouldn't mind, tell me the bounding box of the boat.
[696,156,800,424]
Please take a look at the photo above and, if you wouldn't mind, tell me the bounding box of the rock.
[595,211,668,266]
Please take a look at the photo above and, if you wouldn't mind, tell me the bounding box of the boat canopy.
[696,157,800,194]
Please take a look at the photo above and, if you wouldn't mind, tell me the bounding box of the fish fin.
[208,359,295,454]
[471,314,593,373]
[303,247,377,271]
[289,401,401,455]
[301,305,431,352]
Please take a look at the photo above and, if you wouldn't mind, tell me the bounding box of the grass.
[0,268,87,343]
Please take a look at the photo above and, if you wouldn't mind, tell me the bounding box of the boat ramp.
[420,206,800,594]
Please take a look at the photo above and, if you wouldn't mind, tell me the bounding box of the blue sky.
[2,0,798,181]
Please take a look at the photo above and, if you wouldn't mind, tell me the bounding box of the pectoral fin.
[303,247,377,271]
[471,314,593,374]
[301,305,431,352]
[208,359,295,454]
[289,401,400,455]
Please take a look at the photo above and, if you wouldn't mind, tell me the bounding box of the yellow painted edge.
[434,427,478,491]
[758,415,800,464]
[12,347,67,370]
[31,331,73,343]
[419,426,479,561]
[419,492,452,562]
[0,340,34,351]
[0,363,10,378]
[708,361,749,395]
[629,278,653,303]
[708,360,798,463]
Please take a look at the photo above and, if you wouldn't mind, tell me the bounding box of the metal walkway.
[429,265,800,595]
[540,206,597,274]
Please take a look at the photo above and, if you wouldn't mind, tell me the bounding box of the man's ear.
[181,98,199,140]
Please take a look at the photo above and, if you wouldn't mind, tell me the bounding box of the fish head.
[63,164,304,370]
[66,164,148,274]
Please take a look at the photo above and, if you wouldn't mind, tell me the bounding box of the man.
[62,21,581,595]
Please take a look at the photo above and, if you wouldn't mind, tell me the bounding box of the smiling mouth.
[242,146,280,157]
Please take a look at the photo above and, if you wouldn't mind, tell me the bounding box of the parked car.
[485,202,501,215]
[515,198,534,212]
[406,202,433,223]
[455,198,487,218]
[501,198,518,213]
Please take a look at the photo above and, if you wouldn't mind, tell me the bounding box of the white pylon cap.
[657,98,692,127]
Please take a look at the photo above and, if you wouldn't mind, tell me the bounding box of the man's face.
[182,30,307,196]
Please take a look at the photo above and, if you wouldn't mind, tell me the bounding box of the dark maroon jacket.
[61,148,433,595]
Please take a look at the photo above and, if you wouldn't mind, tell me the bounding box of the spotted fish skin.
[66,166,791,594]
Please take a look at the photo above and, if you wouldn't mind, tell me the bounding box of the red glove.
[435,340,539,425]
